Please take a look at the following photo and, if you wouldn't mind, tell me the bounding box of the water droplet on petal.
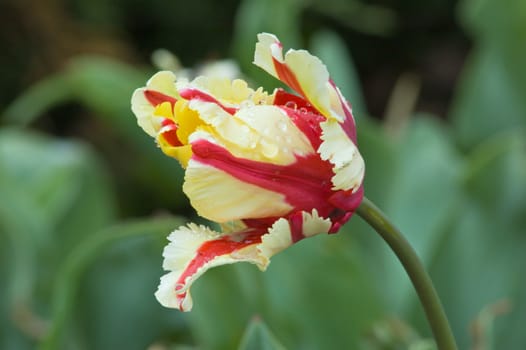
[248,136,259,149]
[285,101,297,109]
[299,107,308,114]
[240,100,254,109]
[175,283,186,292]
[262,144,279,158]
[277,121,288,132]
[240,125,250,134]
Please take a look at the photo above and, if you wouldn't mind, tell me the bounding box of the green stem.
[356,197,457,350]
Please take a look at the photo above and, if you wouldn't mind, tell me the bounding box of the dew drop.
[277,121,288,132]
[285,101,297,109]
[262,144,279,158]
[240,125,250,134]
[175,283,186,292]
[299,107,308,114]
[248,137,259,149]
[240,100,254,109]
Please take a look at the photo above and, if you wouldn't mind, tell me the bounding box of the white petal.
[253,33,348,123]
[301,209,332,238]
[257,218,293,260]
[318,120,365,191]
[131,71,178,137]
[257,209,332,259]
[156,210,332,311]
[155,223,268,311]
[183,159,293,222]
[253,33,282,76]
[187,100,314,165]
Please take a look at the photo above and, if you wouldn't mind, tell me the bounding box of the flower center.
[154,100,204,168]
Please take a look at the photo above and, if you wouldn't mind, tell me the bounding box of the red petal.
[191,140,335,217]
[273,89,317,113]
[175,230,264,294]
[144,90,177,107]
[160,119,183,147]
[179,88,238,115]
[272,57,305,97]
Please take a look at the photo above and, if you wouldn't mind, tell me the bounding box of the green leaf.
[428,130,526,349]
[354,117,463,318]
[453,0,526,149]
[186,264,256,350]
[65,56,149,139]
[188,231,383,349]
[39,217,185,350]
[0,128,116,349]
[449,48,526,150]
[306,0,398,36]
[2,75,72,125]
[238,317,287,350]
[462,131,526,223]
[2,56,187,210]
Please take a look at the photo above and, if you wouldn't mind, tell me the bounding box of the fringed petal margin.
[259,209,332,259]
[155,210,332,311]
[318,120,365,192]
[155,223,267,311]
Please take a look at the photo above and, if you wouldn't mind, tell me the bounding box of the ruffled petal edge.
[155,209,331,311]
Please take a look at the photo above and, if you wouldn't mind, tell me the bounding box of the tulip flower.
[131,33,365,311]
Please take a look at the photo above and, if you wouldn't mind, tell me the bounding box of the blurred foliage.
[1,0,525,349]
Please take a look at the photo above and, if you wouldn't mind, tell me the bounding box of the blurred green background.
[1,0,525,349]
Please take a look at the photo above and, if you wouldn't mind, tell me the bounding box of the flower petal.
[318,120,365,191]
[183,159,293,222]
[188,138,338,219]
[187,100,314,165]
[155,209,332,311]
[253,33,351,124]
[178,76,272,107]
[155,223,268,311]
[258,209,332,260]
[131,71,179,137]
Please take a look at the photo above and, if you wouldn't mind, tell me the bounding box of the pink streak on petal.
[272,89,326,148]
[144,90,177,107]
[328,211,353,234]
[174,229,264,311]
[273,89,318,114]
[288,211,305,243]
[271,57,305,97]
[191,140,336,217]
[329,185,364,211]
[327,186,364,233]
[328,79,357,143]
[243,217,280,230]
[175,291,187,311]
[179,88,238,115]
[160,119,183,147]
[280,106,325,150]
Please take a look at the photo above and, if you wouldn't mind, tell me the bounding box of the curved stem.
[356,197,457,350]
